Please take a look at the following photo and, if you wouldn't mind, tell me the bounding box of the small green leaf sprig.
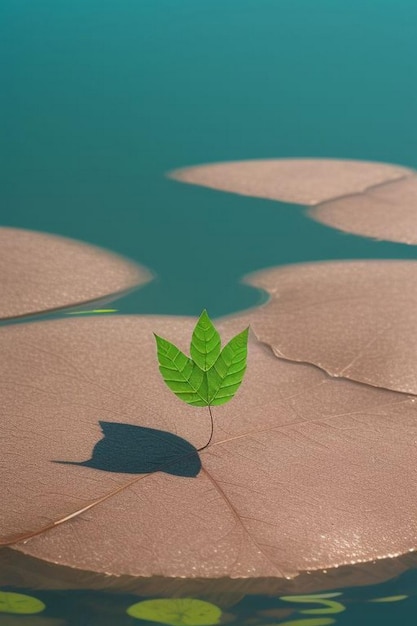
[154,311,249,449]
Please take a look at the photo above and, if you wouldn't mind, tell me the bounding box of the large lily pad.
[237,260,417,395]
[1,316,417,594]
[0,227,151,319]
[170,158,417,244]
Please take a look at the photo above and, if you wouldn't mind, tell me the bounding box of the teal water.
[2,0,417,318]
[3,570,417,625]
[2,0,417,623]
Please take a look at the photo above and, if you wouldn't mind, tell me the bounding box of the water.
[1,0,417,623]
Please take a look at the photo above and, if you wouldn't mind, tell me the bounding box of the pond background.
[3,0,417,318]
[2,0,417,623]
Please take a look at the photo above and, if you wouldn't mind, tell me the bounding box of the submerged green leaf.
[281,617,336,626]
[279,593,345,618]
[126,598,222,625]
[0,591,45,614]
[154,312,249,408]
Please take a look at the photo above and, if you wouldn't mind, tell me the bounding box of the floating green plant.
[274,617,336,626]
[66,309,118,315]
[0,591,45,614]
[155,310,249,448]
[279,593,345,615]
[126,598,222,625]
[369,595,408,603]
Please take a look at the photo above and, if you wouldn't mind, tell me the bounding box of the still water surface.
[2,1,417,623]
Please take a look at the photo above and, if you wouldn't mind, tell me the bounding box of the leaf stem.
[198,404,214,451]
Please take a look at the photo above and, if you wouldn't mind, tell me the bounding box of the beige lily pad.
[237,260,417,395]
[0,227,151,320]
[170,158,417,244]
[169,159,410,205]
[311,174,417,244]
[2,315,417,594]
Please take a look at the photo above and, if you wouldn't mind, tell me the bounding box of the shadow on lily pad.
[54,421,201,478]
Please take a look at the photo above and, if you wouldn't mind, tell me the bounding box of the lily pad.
[2,315,417,594]
[237,259,417,394]
[0,226,151,320]
[126,598,222,625]
[311,174,417,244]
[170,159,409,205]
[170,158,417,244]
[0,591,45,614]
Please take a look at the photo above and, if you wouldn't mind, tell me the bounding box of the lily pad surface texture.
[0,226,151,320]
[235,260,417,395]
[170,158,417,244]
[2,315,417,595]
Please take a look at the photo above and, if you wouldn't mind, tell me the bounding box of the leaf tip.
[198,308,210,322]
[153,332,165,346]
[237,326,250,343]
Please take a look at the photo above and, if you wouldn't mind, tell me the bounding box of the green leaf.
[154,334,209,406]
[207,327,249,405]
[155,313,249,408]
[190,309,221,371]
[126,598,222,625]
[0,591,45,614]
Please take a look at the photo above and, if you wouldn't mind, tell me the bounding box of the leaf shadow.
[54,421,201,478]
